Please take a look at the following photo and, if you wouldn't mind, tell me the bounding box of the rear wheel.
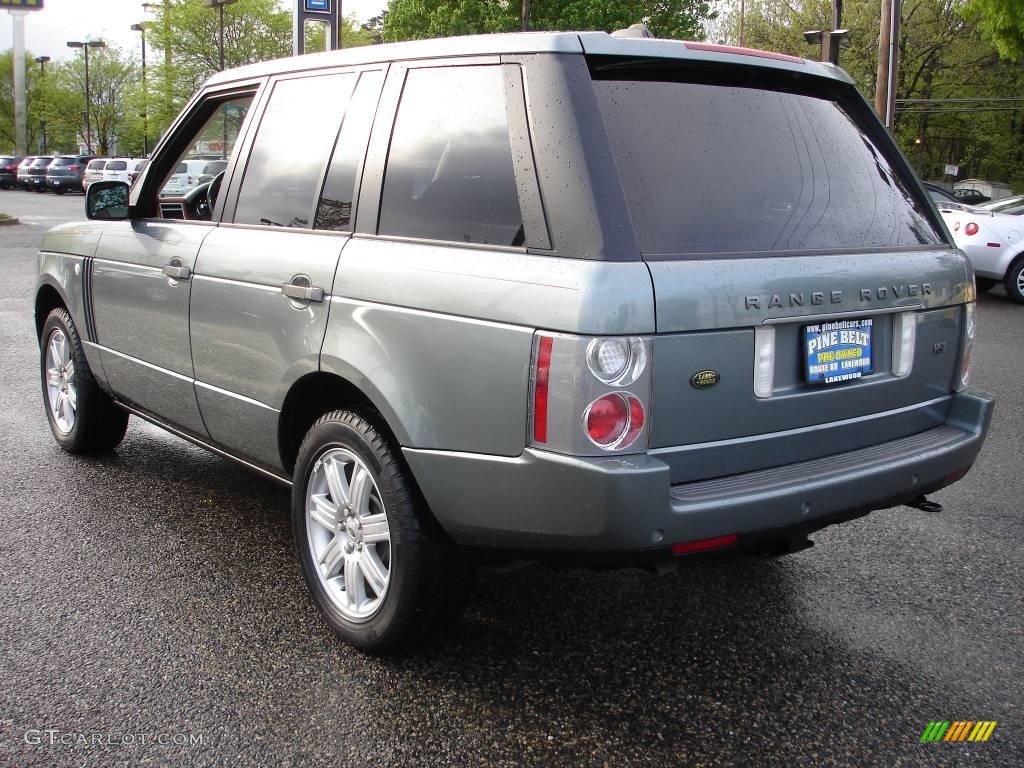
[40,308,129,454]
[292,410,473,654]
[975,277,998,294]
[1004,257,1024,304]
[54,188,65,195]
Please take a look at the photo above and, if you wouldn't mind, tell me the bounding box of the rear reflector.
[672,533,739,555]
[532,336,553,443]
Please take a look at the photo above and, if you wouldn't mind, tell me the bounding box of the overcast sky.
[1,0,388,62]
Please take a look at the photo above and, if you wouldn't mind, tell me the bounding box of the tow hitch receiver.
[907,496,943,513]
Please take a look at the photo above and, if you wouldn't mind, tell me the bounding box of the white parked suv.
[102,158,134,184]
[82,158,109,192]
[159,159,209,197]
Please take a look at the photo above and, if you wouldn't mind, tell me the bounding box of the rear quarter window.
[378,65,524,246]
[592,67,943,255]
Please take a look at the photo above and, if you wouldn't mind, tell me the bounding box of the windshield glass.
[592,65,943,255]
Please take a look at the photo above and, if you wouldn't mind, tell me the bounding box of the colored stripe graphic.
[921,720,997,742]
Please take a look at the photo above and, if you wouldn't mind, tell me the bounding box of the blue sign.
[304,0,330,12]
[804,318,874,385]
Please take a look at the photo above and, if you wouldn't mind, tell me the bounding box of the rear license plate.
[804,318,873,384]
[53,180,61,185]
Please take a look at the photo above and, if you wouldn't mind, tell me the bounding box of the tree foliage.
[382,0,716,42]
[964,0,1024,60]
[732,0,1024,189]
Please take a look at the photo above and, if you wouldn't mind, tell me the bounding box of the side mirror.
[86,180,130,220]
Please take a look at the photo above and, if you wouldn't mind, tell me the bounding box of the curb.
[0,216,20,226]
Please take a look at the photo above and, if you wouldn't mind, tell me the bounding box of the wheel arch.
[277,371,409,477]
[34,281,69,342]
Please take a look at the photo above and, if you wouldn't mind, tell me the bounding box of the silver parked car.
[36,31,993,654]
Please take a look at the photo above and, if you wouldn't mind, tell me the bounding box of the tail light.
[964,222,980,236]
[958,302,976,390]
[529,333,652,455]
[752,326,776,398]
[69,165,79,172]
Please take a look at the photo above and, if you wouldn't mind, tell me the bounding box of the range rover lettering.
[35,30,993,654]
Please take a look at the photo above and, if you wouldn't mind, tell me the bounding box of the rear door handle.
[281,282,324,303]
[162,263,191,280]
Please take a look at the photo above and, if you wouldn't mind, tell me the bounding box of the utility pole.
[739,0,745,47]
[875,0,901,128]
[521,0,529,31]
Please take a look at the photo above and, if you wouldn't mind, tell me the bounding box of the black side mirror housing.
[86,180,130,220]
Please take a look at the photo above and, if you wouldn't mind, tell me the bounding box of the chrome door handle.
[162,264,191,280]
[281,283,324,303]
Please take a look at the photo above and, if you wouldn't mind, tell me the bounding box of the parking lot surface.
[1,191,1021,766]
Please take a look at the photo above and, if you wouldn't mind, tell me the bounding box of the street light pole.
[202,0,238,72]
[34,56,50,154]
[67,40,106,155]
[131,23,149,155]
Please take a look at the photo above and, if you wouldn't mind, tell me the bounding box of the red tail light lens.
[532,336,553,443]
[964,222,980,236]
[584,393,645,449]
[586,394,629,445]
[69,165,79,172]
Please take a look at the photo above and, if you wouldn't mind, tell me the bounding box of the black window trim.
[224,64,384,233]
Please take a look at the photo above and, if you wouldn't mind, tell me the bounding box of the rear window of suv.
[51,157,79,166]
[591,63,943,256]
[106,160,128,171]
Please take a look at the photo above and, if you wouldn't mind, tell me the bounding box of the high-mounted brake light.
[532,336,553,443]
[964,222,980,236]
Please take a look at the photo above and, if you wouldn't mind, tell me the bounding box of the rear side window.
[379,66,524,246]
[234,73,357,228]
[593,71,943,255]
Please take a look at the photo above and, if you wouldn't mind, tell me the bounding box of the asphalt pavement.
[1,190,1021,767]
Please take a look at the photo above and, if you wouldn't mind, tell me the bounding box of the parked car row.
[0,154,149,194]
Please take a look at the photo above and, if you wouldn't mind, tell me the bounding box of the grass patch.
[0,212,12,221]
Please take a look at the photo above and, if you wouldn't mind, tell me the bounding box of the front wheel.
[292,410,473,654]
[1004,258,1024,304]
[40,308,129,453]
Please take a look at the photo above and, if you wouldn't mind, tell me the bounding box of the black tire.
[292,410,473,654]
[40,308,129,454]
[54,188,65,195]
[1004,257,1024,304]
[975,277,998,294]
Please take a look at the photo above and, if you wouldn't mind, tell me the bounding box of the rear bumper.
[46,177,82,190]
[404,389,993,558]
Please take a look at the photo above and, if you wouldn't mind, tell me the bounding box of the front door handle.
[162,263,191,280]
[281,282,324,303]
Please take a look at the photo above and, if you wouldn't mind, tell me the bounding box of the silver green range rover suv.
[35,31,993,653]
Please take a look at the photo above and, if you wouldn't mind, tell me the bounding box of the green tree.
[964,0,1024,60]
[381,0,716,42]
[0,50,46,153]
[146,0,292,138]
[734,0,1024,189]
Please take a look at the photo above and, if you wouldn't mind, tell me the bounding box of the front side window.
[379,66,524,246]
[233,73,357,228]
[156,94,252,201]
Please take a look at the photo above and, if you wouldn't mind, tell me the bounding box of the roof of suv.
[206,31,851,88]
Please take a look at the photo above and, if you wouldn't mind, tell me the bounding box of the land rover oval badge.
[690,369,720,389]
